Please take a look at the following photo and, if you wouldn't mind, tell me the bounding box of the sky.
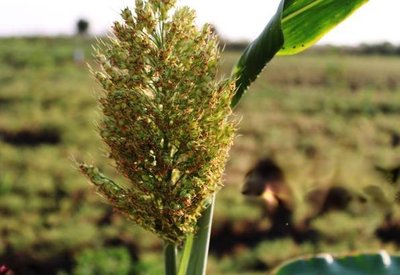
[0,0,398,45]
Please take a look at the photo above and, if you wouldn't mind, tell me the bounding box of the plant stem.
[177,233,194,275]
[186,194,215,275]
[164,242,178,275]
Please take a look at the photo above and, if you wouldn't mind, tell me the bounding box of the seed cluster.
[80,0,236,243]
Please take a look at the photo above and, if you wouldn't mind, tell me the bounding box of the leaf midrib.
[282,0,325,23]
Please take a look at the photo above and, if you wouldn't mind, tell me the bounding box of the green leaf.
[231,0,368,108]
[279,0,368,55]
[274,251,400,275]
[230,1,284,108]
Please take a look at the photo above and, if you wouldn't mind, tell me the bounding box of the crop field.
[0,37,399,274]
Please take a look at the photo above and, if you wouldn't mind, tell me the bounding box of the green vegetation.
[73,247,132,275]
[0,37,399,274]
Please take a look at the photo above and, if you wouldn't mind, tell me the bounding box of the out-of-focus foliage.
[73,247,132,275]
[0,37,399,274]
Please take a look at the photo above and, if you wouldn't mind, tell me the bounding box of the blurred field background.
[0,36,400,274]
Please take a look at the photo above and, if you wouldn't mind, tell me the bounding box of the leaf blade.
[231,0,368,107]
[231,1,285,108]
[279,0,369,55]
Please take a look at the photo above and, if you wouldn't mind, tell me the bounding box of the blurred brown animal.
[242,158,293,235]
[242,158,356,237]
[242,158,293,206]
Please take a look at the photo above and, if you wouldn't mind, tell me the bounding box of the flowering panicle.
[80,0,236,243]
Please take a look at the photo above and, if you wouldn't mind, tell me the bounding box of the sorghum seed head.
[81,0,236,243]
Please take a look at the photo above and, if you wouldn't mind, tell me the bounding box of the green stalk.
[164,242,178,275]
[177,233,194,275]
[186,195,215,275]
